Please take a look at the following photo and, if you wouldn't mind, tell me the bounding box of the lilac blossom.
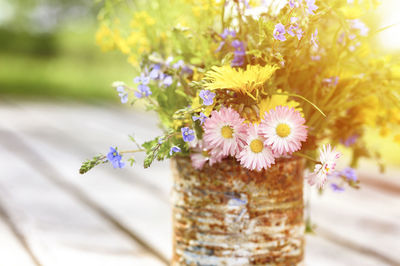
[181,127,195,142]
[305,0,318,15]
[273,23,286,41]
[192,112,208,125]
[199,90,216,106]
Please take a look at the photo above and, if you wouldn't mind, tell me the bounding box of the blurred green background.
[0,0,133,102]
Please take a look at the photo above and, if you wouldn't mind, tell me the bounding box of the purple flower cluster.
[199,90,216,106]
[287,17,303,40]
[273,20,303,42]
[215,28,245,67]
[148,64,174,87]
[107,147,125,168]
[134,73,152,99]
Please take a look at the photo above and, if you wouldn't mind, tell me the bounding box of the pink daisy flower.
[237,124,275,172]
[307,144,342,188]
[203,107,247,157]
[190,142,225,170]
[260,106,307,155]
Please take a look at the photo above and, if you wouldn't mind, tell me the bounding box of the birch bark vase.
[171,156,305,266]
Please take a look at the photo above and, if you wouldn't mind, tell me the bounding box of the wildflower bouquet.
[83,0,400,192]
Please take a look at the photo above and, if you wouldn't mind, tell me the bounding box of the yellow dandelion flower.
[204,65,278,95]
[258,93,302,120]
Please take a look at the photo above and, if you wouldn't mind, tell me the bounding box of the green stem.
[221,0,226,29]
[120,149,145,154]
[276,92,326,117]
[293,152,318,163]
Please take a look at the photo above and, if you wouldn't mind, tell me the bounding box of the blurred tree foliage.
[0,0,96,56]
[0,0,133,101]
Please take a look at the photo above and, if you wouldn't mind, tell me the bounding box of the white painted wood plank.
[0,211,38,266]
[309,185,400,265]
[0,144,164,266]
[305,235,386,266]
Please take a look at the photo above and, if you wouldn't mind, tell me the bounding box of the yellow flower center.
[201,150,210,157]
[276,123,291,138]
[221,125,234,139]
[250,139,264,153]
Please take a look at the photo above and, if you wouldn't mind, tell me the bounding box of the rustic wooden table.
[0,100,399,266]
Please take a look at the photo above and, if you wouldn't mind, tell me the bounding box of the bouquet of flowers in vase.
[81,0,400,192]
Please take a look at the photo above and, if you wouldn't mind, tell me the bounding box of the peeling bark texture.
[171,156,305,266]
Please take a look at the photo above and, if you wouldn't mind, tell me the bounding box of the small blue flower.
[170,146,181,156]
[340,167,357,182]
[163,75,173,87]
[116,86,129,104]
[107,147,125,169]
[273,23,286,42]
[331,183,345,192]
[149,64,163,80]
[133,73,150,85]
[192,112,207,125]
[181,127,195,142]
[341,134,358,147]
[173,60,185,70]
[134,84,152,98]
[199,90,216,106]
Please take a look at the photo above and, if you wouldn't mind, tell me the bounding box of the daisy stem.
[293,152,318,163]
